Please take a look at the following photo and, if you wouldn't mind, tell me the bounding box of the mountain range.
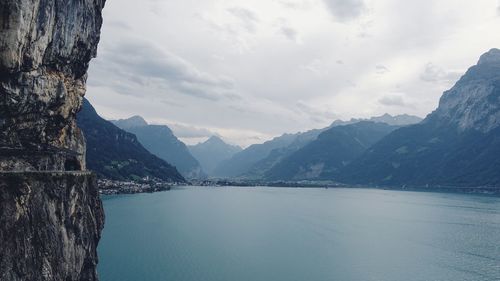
[265,121,399,180]
[77,99,185,182]
[77,49,500,189]
[214,114,422,179]
[112,116,205,179]
[338,48,500,188]
[188,136,242,175]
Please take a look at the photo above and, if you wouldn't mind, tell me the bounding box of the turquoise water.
[98,187,500,281]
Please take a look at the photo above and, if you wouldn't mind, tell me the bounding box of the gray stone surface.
[432,48,500,133]
[0,0,106,170]
[0,172,104,281]
[0,0,106,280]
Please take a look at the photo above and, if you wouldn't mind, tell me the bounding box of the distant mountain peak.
[189,135,242,175]
[478,48,500,65]
[369,114,423,126]
[206,135,225,144]
[330,113,422,128]
[112,115,148,129]
[434,48,500,133]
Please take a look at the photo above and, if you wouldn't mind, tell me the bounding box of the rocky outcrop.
[430,48,500,133]
[0,172,103,281]
[0,0,106,171]
[339,49,500,188]
[0,0,106,280]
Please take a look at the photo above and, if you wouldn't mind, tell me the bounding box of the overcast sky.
[86,0,500,147]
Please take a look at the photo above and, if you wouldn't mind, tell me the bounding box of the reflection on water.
[99,187,500,281]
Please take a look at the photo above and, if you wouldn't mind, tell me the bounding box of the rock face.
[430,49,500,133]
[339,49,500,188]
[0,0,106,171]
[0,0,106,280]
[0,172,103,281]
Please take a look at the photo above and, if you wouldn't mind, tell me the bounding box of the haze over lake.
[98,187,500,281]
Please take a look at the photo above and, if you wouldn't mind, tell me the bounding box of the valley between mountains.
[79,49,500,193]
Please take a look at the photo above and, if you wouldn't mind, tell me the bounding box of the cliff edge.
[0,0,106,280]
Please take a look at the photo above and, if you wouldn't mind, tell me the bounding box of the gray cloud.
[378,94,416,108]
[280,26,299,42]
[375,64,390,74]
[497,1,500,16]
[90,39,236,101]
[278,0,312,10]
[420,63,461,83]
[106,21,132,30]
[322,0,366,21]
[168,123,215,138]
[227,7,260,33]
[295,101,338,123]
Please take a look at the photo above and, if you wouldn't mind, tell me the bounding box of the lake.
[98,187,500,281]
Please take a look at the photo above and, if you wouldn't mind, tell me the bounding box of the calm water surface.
[98,187,500,281]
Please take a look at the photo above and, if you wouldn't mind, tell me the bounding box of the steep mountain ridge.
[78,99,185,182]
[265,122,399,180]
[339,49,500,187]
[219,114,421,179]
[213,133,298,178]
[0,1,106,280]
[113,117,205,179]
[112,115,148,129]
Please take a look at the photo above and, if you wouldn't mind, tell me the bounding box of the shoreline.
[99,181,500,197]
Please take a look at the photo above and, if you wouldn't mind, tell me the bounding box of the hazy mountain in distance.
[240,113,421,180]
[369,114,422,126]
[330,114,422,127]
[242,128,326,179]
[265,122,399,181]
[112,115,148,129]
[213,133,298,178]
[188,136,242,175]
[339,49,500,188]
[112,117,205,179]
[77,99,185,182]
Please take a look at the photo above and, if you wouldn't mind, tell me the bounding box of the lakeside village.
[98,176,349,195]
[98,176,186,195]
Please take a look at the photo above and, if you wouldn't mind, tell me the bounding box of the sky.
[86,0,500,147]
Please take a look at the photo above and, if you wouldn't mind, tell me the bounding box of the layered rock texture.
[0,172,103,281]
[0,0,105,171]
[0,0,106,280]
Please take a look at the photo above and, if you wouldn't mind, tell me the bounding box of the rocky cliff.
[0,0,106,280]
[339,49,500,188]
[0,172,103,281]
[0,0,105,171]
